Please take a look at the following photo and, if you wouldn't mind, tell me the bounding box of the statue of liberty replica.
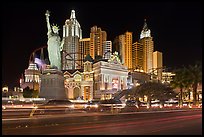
[39,10,66,100]
[45,10,63,70]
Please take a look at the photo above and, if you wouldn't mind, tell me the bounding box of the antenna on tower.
[70,10,76,19]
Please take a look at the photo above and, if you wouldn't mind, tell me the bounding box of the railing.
[113,89,130,100]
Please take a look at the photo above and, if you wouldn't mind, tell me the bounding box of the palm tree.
[154,83,176,107]
[170,67,188,107]
[136,82,155,108]
[136,81,176,108]
[186,61,202,105]
[127,86,140,105]
[182,69,193,105]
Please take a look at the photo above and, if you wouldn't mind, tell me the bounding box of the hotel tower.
[139,19,154,73]
[61,10,82,70]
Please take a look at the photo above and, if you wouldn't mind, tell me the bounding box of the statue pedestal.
[39,69,67,100]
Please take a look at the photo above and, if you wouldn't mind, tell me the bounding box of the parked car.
[98,99,126,112]
[84,100,100,111]
[72,102,87,110]
[126,100,137,107]
[120,100,139,112]
[34,99,74,114]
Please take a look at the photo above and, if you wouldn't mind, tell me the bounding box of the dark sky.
[2,1,202,88]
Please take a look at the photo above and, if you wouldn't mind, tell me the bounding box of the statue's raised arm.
[60,38,65,51]
[45,10,52,37]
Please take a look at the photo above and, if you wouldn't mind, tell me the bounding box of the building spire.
[140,18,151,39]
[142,18,148,31]
[70,10,76,19]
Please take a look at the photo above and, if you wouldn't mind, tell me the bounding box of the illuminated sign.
[112,78,118,89]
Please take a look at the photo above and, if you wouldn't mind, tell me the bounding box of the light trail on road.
[2,109,202,135]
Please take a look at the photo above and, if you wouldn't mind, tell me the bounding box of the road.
[2,109,202,135]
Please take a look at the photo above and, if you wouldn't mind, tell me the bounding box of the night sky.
[2,1,202,88]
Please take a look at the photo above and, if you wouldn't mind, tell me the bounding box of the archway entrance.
[73,87,80,99]
[84,86,90,100]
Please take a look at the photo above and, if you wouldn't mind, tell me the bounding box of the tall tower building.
[113,35,125,64]
[153,51,163,81]
[124,31,133,71]
[139,19,154,73]
[90,26,107,59]
[103,41,112,59]
[79,38,90,59]
[62,10,82,70]
[132,42,143,71]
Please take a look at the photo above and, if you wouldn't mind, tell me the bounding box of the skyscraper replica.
[113,35,126,65]
[132,42,143,71]
[62,10,82,70]
[153,51,163,81]
[79,38,91,59]
[115,32,133,71]
[103,41,112,59]
[139,19,154,73]
[90,26,107,59]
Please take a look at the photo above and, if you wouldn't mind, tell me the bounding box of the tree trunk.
[188,90,191,105]
[180,88,183,107]
[192,83,198,105]
[135,97,139,106]
[160,100,165,107]
[179,88,183,107]
[147,96,151,108]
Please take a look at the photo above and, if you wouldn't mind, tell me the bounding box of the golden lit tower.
[114,32,132,70]
[79,38,90,59]
[153,51,163,81]
[113,35,125,64]
[139,19,154,73]
[124,31,133,71]
[90,26,107,59]
[132,42,143,71]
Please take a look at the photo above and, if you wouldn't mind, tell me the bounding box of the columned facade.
[93,52,128,100]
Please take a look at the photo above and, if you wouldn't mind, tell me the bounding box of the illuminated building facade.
[90,26,107,59]
[153,51,163,81]
[124,31,133,71]
[114,32,132,70]
[161,72,175,84]
[139,19,154,73]
[113,35,125,64]
[63,60,94,101]
[79,38,90,58]
[20,62,41,91]
[62,10,83,70]
[93,52,128,100]
[20,11,171,101]
[132,42,144,71]
[103,41,112,59]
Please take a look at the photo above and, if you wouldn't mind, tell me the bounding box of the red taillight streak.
[52,114,201,134]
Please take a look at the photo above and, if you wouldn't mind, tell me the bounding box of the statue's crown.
[52,24,60,31]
